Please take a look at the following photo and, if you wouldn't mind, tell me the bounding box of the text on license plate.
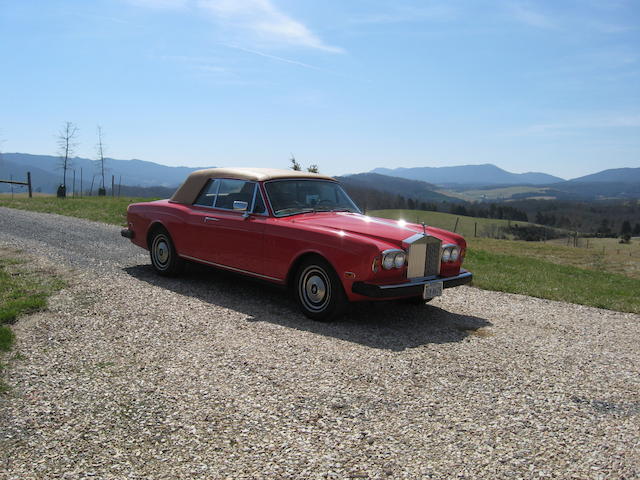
[423,282,443,299]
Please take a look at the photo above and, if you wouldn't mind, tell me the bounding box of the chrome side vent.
[404,233,441,279]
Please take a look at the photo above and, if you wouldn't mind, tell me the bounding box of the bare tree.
[290,154,301,171]
[57,122,79,197]
[96,125,107,195]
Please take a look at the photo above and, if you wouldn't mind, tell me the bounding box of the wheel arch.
[286,251,339,290]
[146,221,169,249]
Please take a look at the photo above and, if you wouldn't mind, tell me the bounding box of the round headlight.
[394,252,406,268]
[382,254,395,270]
[450,247,460,262]
[441,247,451,263]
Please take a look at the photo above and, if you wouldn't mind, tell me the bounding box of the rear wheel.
[149,228,184,276]
[294,257,347,321]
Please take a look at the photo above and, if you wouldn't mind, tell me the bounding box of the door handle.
[204,216,220,223]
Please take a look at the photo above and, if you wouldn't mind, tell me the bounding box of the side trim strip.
[178,254,283,283]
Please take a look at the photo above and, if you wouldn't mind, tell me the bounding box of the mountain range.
[372,164,564,187]
[0,153,208,194]
[1,152,638,201]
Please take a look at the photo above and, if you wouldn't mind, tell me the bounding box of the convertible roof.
[170,167,336,205]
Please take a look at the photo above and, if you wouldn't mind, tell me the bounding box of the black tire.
[149,227,184,276]
[294,257,347,321]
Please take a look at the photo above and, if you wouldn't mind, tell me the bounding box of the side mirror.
[233,200,248,211]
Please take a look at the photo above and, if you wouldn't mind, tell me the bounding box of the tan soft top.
[170,167,336,205]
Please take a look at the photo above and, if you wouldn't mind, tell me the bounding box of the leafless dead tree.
[96,125,107,195]
[57,122,79,196]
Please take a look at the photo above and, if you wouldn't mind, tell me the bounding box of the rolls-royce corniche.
[121,168,472,320]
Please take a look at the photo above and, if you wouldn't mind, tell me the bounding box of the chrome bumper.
[351,269,473,299]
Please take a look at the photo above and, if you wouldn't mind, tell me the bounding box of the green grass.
[0,195,158,226]
[369,208,546,238]
[454,185,550,201]
[464,248,640,314]
[472,237,640,280]
[0,251,65,391]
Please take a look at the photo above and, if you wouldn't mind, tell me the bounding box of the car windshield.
[265,179,361,217]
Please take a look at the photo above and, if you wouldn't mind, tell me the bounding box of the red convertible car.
[122,168,472,320]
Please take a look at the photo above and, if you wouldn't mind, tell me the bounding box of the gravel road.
[1,206,639,479]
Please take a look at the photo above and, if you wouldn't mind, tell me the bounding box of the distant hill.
[337,173,461,204]
[521,168,640,200]
[565,167,640,184]
[371,164,564,187]
[0,152,210,194]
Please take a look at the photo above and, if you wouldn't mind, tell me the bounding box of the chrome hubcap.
[299,266,331,312]
[305,275,326,304]
[156,241,169,263]
[153,236,170,268]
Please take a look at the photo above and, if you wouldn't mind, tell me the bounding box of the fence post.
[27,172,32,198]
[111,175,115,197]
[453,217,459,233]
[474,222,477,237]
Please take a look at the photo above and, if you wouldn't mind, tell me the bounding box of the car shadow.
[123,262,492,352]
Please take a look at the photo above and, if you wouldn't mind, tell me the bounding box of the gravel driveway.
[0,206,639,479]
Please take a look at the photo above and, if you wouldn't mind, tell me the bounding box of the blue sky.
[1,0,638,179]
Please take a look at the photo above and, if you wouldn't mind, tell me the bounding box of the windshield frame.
[263,178,362,218]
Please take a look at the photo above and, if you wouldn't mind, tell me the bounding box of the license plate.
[423,282,443,299]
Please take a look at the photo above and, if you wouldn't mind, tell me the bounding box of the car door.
[189,178,267,276]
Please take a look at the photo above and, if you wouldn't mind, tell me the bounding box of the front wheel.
[294,257,347,321]
[149,228,184,276]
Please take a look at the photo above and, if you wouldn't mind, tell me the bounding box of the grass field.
[0,194,156,226]
[0,249,65,392]
[464,248,640,314]
[368,208,541,238]
[453,185,550,201]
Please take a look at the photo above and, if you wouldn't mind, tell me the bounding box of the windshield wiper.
[275,207,316,216]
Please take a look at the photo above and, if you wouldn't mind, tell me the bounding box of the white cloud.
[224,45,326,71]
[198,0,343,53]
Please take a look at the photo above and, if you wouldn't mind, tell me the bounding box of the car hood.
[286,212,427,246]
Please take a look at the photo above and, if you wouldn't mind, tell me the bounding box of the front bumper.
[352,269,473,299]
[120,228,134,239]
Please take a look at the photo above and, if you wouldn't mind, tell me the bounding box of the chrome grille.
[425,239,441,277]
[405,234,441,278]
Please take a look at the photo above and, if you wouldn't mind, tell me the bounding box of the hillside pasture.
[368,208,540,238]
[454,185,550,201]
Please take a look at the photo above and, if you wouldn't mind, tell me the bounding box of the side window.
[253,188,266,214]
[214,179,255,210]
[194,179,220,207]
